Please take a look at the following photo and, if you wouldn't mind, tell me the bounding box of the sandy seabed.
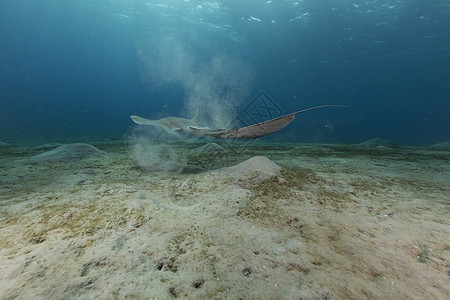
[0,140,449,299]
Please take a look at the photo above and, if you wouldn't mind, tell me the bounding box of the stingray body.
[130,105,345,139]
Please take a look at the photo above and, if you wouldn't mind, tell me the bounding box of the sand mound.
[23,143,106,163]
[0,141,10,146]
[33,142,63,150]
[430,142,450,150]
[359,138,394,147]
[217,156,281,187]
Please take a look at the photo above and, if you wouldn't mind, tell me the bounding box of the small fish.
[248,16,262,22]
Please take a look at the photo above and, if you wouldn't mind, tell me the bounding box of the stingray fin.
[204,114,296,139]
[187,105,346,139]
[130,115,155,125]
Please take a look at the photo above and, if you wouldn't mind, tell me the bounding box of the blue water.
[1,0,449,145]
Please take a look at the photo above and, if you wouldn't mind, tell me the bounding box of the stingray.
[130,105,345,139]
